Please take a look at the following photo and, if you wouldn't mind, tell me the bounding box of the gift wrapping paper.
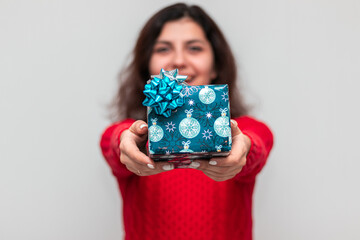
[143,70,232,162]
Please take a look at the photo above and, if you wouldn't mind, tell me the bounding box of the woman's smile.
[149,17,217,86]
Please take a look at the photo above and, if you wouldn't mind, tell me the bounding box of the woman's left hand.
[188,119,251,181]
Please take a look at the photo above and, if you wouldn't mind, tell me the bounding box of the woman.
[100,3,273,240]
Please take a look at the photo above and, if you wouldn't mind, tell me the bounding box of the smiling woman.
[111,3,248,121]
[101,3,273,240]
[149,17,217,86]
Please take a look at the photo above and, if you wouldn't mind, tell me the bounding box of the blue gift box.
[143,69,232,163]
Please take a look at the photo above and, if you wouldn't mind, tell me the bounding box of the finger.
[156,161,175,171]
[189,160,229,173]
[129,120,148,137]
[201,171,237,182]
[123,153,171,176]
[124,164,142,176]
[129,158,174,173]
[201,163,241,176]
[205,156,234,167]
[121,153,156,172]
[186,120,242,169]
[209,132,250,168]
[202,163,242,177]
[127,160,162,175]
[187,160,243,181]
[128,160,174,173]
[188,158,227,169]
[121,141,154,168]
[208,151,247,168]
[230,119,242,137]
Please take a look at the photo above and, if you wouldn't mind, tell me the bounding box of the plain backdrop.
[1,0,359,239]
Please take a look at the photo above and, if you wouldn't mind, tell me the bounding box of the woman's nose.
[171,50,187,69]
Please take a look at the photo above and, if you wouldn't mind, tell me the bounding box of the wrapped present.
[143,69,232,165]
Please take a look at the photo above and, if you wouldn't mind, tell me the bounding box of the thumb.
[230,119,242,137]
[129,120,148,137]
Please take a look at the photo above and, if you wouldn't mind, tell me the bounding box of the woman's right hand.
[119,120,174,176]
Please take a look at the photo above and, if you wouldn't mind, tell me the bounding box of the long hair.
[111,3,248,121]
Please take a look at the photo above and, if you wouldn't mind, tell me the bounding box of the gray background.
[1,0,359,239]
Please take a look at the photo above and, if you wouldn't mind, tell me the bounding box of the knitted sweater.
[100,116,273,240]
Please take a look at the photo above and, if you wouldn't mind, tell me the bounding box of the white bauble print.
[214,108,231,137]
[179,109,200,139]
[149,118,164,142]
[199,86,216,104]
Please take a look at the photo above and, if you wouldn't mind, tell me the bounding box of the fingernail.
[231,119,237,127]
[209,160,217,166]
[140,124,148,129]
[162,164,174,171]
[147,163,155,169]
[189,161,200,168]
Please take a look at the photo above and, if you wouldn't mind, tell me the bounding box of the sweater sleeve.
[234,116,274,182]
[100,119,136,179]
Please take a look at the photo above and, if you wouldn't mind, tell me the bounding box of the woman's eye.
[188,46,203,52]
[154,47,169,53]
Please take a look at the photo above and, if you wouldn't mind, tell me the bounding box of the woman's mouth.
[185,75,195,83]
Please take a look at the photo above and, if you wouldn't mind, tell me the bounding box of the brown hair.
[111,3,248,121]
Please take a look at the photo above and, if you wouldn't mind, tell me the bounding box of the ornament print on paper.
[180,140,193,153]
[149,118,164,142]
[199,86,216,104]
[181,86,200,97]
[214,108,231,137]
[179,109,200,139]
[145,81,232,157]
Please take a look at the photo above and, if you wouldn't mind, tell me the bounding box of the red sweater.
[100,116,273,240]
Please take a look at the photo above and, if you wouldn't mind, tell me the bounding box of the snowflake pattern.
[202,129,213,140]
[222,92,229,102]
[165,121,176,132]
[188,99,195,106]
[206,112,212,119]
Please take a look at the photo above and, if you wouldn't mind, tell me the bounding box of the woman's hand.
[188,119,251,182]
[119,120,175,176]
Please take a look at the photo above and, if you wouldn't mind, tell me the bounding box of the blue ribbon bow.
[143,69,187,117]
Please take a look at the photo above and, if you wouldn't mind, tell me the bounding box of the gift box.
[143,69,232,164]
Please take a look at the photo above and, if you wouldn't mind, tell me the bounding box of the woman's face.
[149,17,217,85]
